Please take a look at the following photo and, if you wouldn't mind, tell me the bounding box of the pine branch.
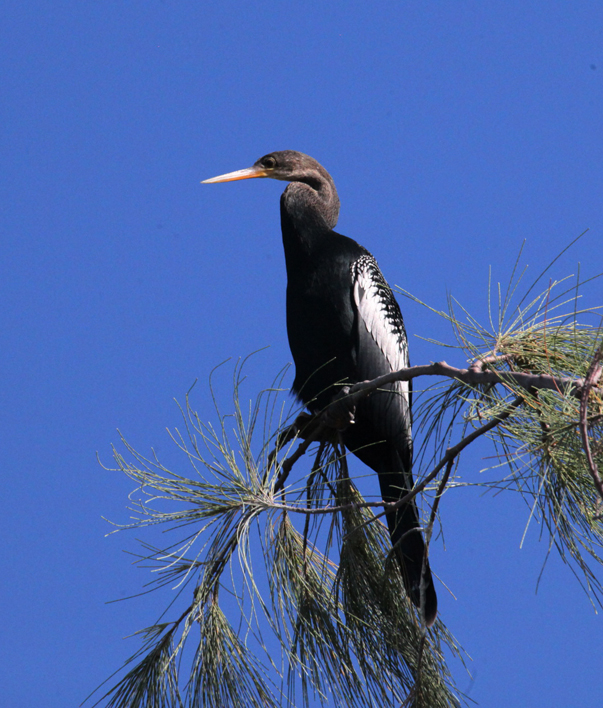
[94,264,602,708]
[339,359,597,407]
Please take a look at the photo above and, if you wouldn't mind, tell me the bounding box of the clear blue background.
[1,2,602,706]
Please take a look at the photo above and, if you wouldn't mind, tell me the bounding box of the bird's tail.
[380,468,438,627]
[342,427,438,627]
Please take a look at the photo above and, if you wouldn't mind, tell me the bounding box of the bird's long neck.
[280,177,340,260]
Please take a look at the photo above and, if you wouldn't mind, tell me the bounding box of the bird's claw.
[323,387,356,431]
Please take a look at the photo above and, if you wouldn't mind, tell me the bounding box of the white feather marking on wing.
[353,256,410,403]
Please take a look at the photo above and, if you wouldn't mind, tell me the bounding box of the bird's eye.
[263,156,277,169]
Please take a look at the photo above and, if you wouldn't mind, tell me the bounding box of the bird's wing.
[351,254,411,415]
[348,254,436,624]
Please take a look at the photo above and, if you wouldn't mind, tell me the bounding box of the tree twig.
[579,344,603,503]
[272,419,327,493]
[341,360,594,408]
[414,456,456,685]
[469,353,514,372]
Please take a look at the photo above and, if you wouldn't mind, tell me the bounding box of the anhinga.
[203,151,437,626]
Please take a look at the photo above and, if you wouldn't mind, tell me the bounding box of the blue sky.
[2,2,602,706]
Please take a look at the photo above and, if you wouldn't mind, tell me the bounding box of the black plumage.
[203,150,437,626]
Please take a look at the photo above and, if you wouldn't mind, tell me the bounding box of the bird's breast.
[285,256,357,408]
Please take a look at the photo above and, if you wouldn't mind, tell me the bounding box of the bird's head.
[202,150,331,188]
[202,150,340,230]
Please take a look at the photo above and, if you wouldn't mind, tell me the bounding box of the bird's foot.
[322,386,356,431]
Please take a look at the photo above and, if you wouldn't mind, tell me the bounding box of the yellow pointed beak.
[201,165,270,184]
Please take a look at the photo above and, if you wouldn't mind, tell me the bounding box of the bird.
[202,150,437,626]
